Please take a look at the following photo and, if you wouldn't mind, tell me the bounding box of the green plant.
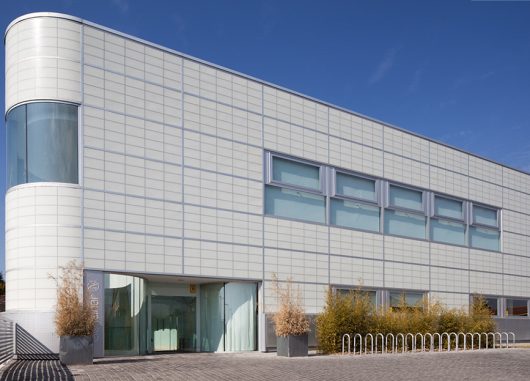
[270,274,310,337]
[52,260,96,337]
[316,289,496,353]
[316,288,374,353]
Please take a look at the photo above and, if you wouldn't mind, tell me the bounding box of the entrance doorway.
[151,296,197,352]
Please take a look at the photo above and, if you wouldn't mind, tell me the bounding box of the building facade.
[4,13,530,356]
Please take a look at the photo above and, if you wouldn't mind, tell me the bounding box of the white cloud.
[368,47,399,85]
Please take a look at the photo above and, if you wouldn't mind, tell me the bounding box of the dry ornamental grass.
[271,274,310,337]
[51,260,96,337]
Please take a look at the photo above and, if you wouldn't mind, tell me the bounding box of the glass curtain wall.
[104,274,147,356]
[200,282,256,352]
[6,102,78,188]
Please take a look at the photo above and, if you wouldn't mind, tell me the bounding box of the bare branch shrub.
[270,274,310,337]
[51,260,96,337]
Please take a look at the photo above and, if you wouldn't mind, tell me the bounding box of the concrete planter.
[59,336,93,365]
[276,334,308,357]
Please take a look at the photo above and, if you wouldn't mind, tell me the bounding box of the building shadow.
[0,360,73,381]
[15,325,58,360]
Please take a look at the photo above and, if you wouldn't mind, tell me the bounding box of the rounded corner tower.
[4,13,84,352]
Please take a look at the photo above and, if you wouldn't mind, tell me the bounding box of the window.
[482,297,499,316]
[336,288,377,307]
[331,172,380,232]
[265,155,326,224]
[389,291,425,311]
[6,102,78,188]
[262,152,503,250]
[385,185,426,239]
[505,299,528,317]
[431,196,466,246]
[470,205,500,251]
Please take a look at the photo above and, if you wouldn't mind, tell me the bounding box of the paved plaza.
[1,349,530,380]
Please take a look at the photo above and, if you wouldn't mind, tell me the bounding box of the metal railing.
[0,317,15,364]
[342,331,515,355]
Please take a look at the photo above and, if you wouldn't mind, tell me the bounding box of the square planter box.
[59,336,94,365]
[277,334,308,357]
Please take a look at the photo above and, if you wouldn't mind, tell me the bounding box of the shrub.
[52,260,96,337]
[316,289,374,353]
[270,275,310,337]
[315,288,496,353]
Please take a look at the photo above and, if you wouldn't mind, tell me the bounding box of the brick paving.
[2,349,530,380]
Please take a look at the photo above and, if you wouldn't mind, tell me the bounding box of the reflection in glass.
[431,219,466,246]
[5,102,78,188]
[482,297,498,316]
[384,209,426,239]
[151,296,196,352]
[27,103,78,183]
[390,291,425,311]
[473,206,498,227]
[389,185,423,211]
[6,106,26,188]
[331,199,380,232]
[265,185,325,223]
[104,274,146,356]
[470,226,500,251]
[335,173,376,201]
[435,196,463,219]
[505,299,528,317]
[272,157,320,190]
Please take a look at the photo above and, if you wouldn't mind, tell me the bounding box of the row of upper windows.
[336,287,529,317]
[264,152,501,251]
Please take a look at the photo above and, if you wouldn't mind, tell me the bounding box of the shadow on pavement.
[0,360,73,381]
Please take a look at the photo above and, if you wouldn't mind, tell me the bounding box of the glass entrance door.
[151,296,196,352]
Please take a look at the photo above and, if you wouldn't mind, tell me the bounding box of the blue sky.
[1,0,530,274]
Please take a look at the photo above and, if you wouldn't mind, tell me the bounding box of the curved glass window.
[6,102,78,188]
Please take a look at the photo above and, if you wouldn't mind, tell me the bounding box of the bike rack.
[396,333,406,354]
[341,331,515,356]
[385,333,395,354]
[365,333,374,355]
[353,333,363,355]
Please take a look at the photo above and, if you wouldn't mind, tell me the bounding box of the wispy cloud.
[111,0,130,14]
[406,68,424,94]
[368,47,399,85]
[451,70,496,90]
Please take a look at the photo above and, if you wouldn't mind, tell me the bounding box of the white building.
[4,13,530,356]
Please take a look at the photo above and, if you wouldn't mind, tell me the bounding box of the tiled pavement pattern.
[2,349,530,380]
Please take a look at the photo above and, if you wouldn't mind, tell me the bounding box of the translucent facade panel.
[470,226,500,251]
[431,219,466,246]
[389,291,425,310]
[473,206,498,227]
[384,209,426,239]
[435,196,463,219]
[389,185,423,211]
[330,199,380,232]
[505,299,528,317]
[6,105,26,188]
[272,156,320,190]
[27,103,78,183]
[335,172,376,201]
[265,185,325,223]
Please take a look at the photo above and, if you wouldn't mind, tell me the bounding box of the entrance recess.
[151,296,197,352]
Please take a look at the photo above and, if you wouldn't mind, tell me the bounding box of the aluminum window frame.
[471,294,500,317]
[387,289,427,311]
[504,298,530,318]
[333,286,380,309]
[429,194,467,246]
[469,203,501,251]
[266,152,326,195]
[384,182,428,240]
